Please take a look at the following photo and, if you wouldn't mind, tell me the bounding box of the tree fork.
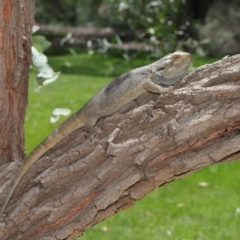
[0,54,240,239]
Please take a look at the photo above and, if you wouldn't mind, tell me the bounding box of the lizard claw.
[166,86,174,93]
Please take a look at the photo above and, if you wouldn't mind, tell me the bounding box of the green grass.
[80,162,240,240]
[26,72,110,152]
[25,52,240,240]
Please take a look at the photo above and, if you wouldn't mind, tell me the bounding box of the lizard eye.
[151,66,164,73]
[156,66,164,71]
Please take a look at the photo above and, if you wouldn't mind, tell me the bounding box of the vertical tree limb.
[0,0,34,163]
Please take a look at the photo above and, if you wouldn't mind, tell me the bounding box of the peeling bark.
[0,53,240,239]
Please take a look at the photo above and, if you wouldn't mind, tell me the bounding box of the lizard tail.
[0,112,86,219]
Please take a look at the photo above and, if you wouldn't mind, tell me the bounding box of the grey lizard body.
[0,51,191,218]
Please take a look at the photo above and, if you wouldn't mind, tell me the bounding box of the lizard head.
[150,51,191,86]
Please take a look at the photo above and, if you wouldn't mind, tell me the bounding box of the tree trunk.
[1,2,240,240]
[0,0,34,163]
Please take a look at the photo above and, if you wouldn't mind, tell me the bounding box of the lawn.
[25,52,240,240]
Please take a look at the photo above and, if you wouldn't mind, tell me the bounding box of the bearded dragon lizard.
[0,51,191,218]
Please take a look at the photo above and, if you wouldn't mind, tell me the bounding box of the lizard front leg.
[143,81,173,94]
[83,115,99,133]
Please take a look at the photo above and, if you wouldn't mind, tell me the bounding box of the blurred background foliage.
[35,0,240,57]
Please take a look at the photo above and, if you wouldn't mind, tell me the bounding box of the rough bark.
[0,0,34,164]
[0,0,35,236]
[0,53,240,239]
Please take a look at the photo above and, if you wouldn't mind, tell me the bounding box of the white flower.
[50,108,71,123]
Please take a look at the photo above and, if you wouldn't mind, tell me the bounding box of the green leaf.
[32,43,43,53]
[32,35,52,52]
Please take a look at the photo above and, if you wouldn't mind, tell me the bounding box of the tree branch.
[36,24,152,51]
[1,54,240,239]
